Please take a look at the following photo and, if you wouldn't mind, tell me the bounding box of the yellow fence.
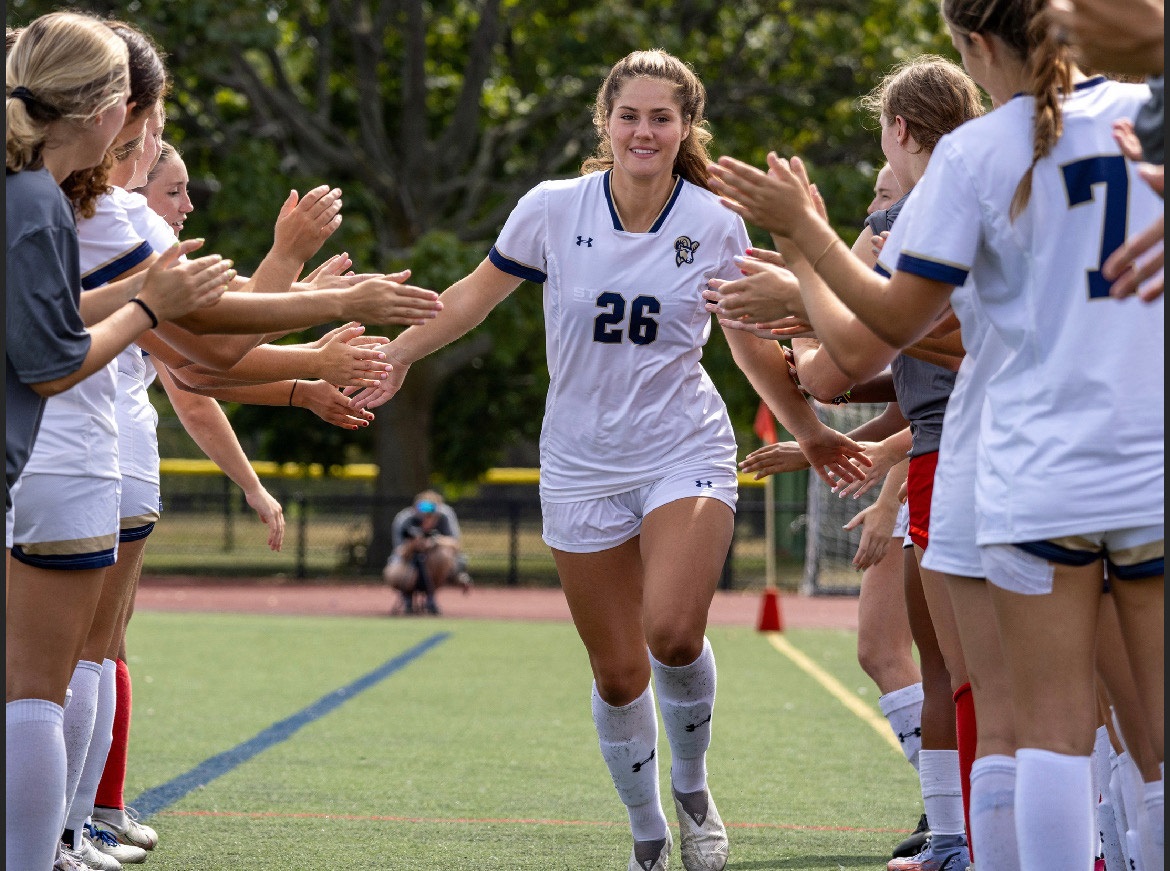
[158,459,766,487]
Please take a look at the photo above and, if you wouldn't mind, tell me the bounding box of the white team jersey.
[894,77,1164,545]
[489,170,747,500]
[21,188,154,480]
[116,191,178,483]
[880,198,1009,576]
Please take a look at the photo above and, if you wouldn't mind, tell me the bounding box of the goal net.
[801,402,889,596]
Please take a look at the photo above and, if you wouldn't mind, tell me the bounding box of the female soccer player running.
[352,48,865,871]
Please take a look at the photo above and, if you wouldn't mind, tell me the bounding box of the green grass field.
[123,612,920,869]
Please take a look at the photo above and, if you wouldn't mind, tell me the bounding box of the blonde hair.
[859,55,985,154]
[6,11,128,174]
[582,49,715,190]
[942,0,1074,219]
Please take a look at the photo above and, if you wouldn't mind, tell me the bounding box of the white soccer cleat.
[87,822,148,865]
[629,829,673,871]
[91,806,158,851]
[672,787,728,871]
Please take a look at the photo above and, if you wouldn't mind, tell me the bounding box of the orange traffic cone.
[756,586,784,632]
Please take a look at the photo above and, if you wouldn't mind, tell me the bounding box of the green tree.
[8,0,955,564]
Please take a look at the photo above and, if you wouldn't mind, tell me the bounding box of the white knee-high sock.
[1110,751,1135,871]
[879,682,924,772]
[62,660,102,844]
[1143,778,1164,871]
[919,749,965,837]
[592,682,667,842]
[66,658,117,833]
[1117,751,1152,871]
[1016,748,1095,871]
[7,699,68,871]
[650,637,715,795]
[969,754,1019,871]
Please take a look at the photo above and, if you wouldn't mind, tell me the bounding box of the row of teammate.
[5,12,444,871]
[704,1,1163,870]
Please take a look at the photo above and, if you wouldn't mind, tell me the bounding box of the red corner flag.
[753,400,778,445]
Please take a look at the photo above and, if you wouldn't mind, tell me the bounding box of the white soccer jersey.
[116,191,178,484]
[489,170,747,500]
[21,188,154,480]
[894,77,1164,545]
[879,199,1009,576]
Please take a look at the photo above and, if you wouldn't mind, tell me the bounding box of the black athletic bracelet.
[288,379,299,406]
[129,297,159,328]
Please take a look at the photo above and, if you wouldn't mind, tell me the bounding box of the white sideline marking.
[764,632,902,756]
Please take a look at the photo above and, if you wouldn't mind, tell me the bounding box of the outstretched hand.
[274,185,344,266]
[137,239,236,322]
[311,322,393,387]
[703,247,809,326]
[347,353,411,410]
[295,378,375,430]
[708,152,819,239]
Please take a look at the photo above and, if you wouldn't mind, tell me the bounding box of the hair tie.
[9,85,61,119]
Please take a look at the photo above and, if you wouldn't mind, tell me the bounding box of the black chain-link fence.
[144,473,811,590]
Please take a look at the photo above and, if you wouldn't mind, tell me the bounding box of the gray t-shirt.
[6,168,90,505]
[891,354,956,457]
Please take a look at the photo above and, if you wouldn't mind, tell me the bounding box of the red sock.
[954,681,976,861]
[94,658,131,810]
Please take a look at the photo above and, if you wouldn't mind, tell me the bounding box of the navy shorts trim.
[119,522,156,543]
[1014,540,1100,567]
[11,546,117,570]
[1109,555,1164,581]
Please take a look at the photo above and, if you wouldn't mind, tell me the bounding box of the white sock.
[62,660,103,843]
[969,754,1019,871]
[651,637,715,796]
[592,682,667,842]
[66,658,117,834]
[1118,751,1152,870]
[1142,778,1163,871]
[1111,752,1135,871]
[1097,795,1127,871]
[919,749,965,836]
[7,699,68,871]
[1016,748,1095,871]
[1091,725,1111,808]
[879,682,924,772]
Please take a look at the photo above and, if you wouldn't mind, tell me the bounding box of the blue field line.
[130,632,450,819]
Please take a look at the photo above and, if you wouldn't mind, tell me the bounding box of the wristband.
[129,297,159,328]
[288,379,299,406]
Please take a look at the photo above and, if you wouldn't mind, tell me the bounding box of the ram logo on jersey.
[674,235,700,267]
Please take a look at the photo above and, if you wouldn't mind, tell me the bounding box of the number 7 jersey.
[893,76,1164,544]
[488,170,750,501]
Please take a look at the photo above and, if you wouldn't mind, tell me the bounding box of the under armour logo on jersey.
[898,727,922,743]
[695,480,713,489]
[576,235,593,247]
[631,748,655,773]
[674,235,700,267]
[684,714,712,733]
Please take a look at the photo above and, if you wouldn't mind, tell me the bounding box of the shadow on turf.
[730,855,887,869]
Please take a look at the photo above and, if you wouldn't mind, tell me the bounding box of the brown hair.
[6,11,128,175]
[942,0,1074,219]
[859,55,985,154]
[104,19,168,122]
[581,49,714,190]
[141,139,180,187]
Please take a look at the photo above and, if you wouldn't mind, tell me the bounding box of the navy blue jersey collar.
[1012,74,1110,100]
[603,170,684,233]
